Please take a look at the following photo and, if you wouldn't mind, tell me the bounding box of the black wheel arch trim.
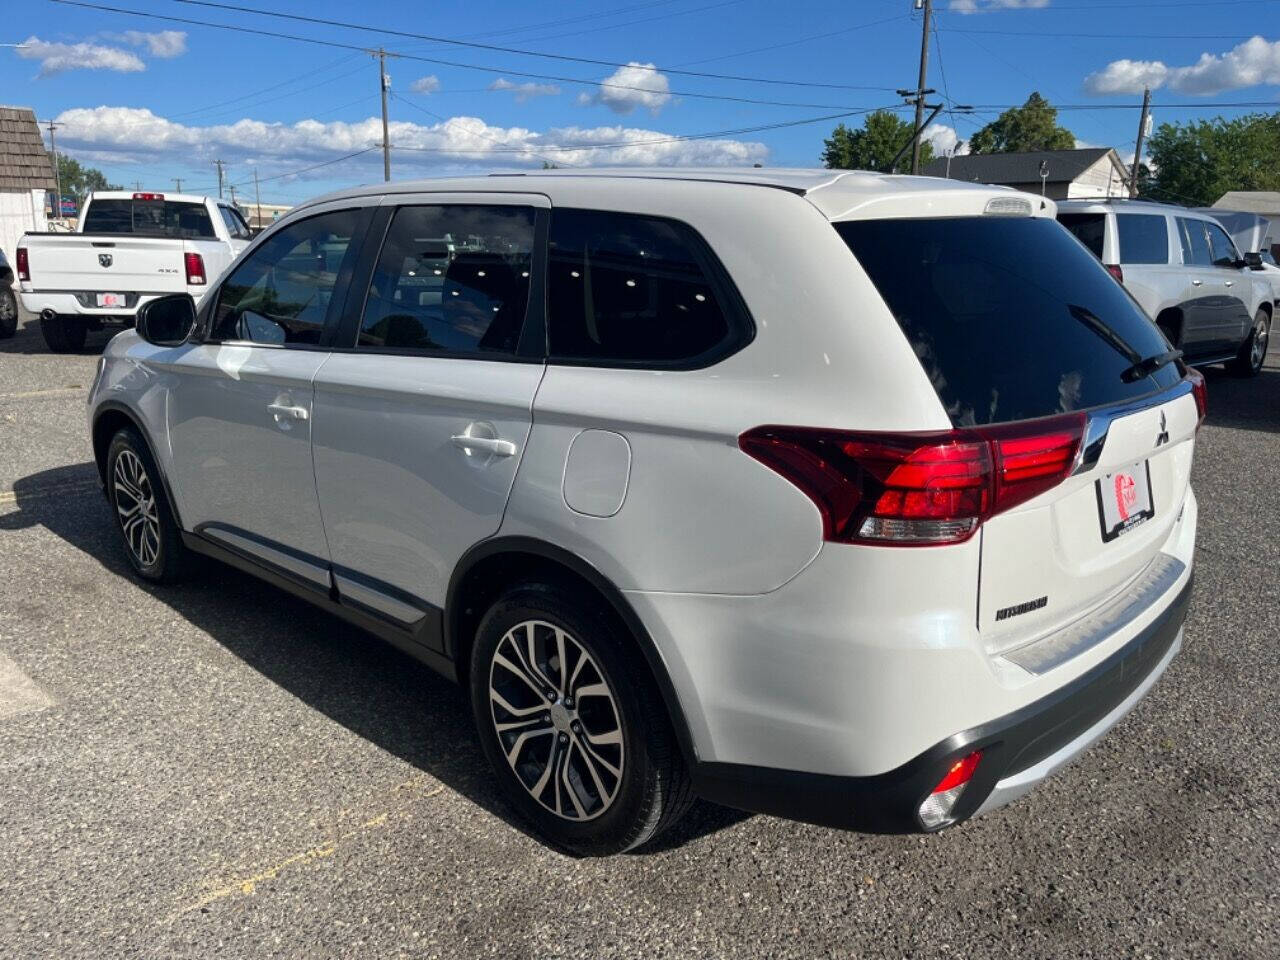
[92,399,184,529]
[446,535,699,770]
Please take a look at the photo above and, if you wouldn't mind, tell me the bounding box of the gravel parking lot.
[1,309,1277,960]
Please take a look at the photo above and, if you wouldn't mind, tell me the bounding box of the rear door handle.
[1224,280,1234,287]
[451,434,517,457]
[267,402,309,421]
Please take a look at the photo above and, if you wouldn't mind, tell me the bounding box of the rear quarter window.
[836,216,1181,427]
[1115,214,1170,265]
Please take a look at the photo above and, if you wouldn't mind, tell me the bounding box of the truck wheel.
[105,427,189,583]
[40,313,88,353]
[0,287,17,339]
[1228,309,1270,377]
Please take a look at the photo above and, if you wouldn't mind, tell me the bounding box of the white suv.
[87,170,1200,855]
[1057,199,1271,376]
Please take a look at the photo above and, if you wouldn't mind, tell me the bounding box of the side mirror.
[135,293,197,346]
[1243,251,1263,269]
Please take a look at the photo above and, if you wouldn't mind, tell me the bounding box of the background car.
[0,248,17,339]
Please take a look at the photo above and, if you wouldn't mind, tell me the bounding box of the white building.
[0,106,54,260]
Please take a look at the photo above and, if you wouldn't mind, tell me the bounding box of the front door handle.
[451,434,517,457]
[1191,279,1203,286]
[267,402,309,421]
[1224,280,1234,287]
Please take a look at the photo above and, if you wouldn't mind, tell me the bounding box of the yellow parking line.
[0,479,99,505]
[0,387,84,401]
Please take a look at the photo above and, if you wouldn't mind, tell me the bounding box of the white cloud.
[924,123,969,156]
[16,36,145,75]
[1085,36,1280,96]
[50,105,766,178]
[107,30,188,58]
[582,62,673,115]
[489,78,561,102]
[950,0,1050,13]
[410,75,440,94]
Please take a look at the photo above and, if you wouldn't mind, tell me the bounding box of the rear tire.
[0,287,17,339]
[105,427,189,583]
[40,313,87,353]
[1228,309,1270,377]
[469,582,693,856]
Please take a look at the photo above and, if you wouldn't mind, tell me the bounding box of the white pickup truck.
[16,191,252,352]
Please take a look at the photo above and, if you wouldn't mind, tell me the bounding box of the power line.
[168,0,902,92]
[389,91,568,168]
[671,13,906,68]
[941,27,1261,40]
[48,1,888,109]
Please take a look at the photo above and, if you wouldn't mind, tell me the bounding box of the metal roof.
[0,106,56,193]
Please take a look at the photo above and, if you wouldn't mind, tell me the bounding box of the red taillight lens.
[1186,368,1206,429]
[739,413,1084,547]
[1105,263,1124,283]
[133,192,164,201]
[16,247,29,281]
[184,251,206,285]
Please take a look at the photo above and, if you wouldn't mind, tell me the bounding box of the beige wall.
[0,189,48,260]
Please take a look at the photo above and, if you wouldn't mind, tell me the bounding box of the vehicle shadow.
[0,313,115,355]
[0,462,749,854]
[1198,359,1280,434]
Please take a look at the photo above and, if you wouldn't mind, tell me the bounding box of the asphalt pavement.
[1,309,1277,959]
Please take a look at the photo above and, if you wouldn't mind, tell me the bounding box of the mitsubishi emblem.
[1155,410,1169,447]
[98,253,113,268]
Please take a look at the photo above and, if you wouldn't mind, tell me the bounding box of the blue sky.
[4,0,1278,205]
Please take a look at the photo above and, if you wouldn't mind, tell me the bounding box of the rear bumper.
[691,570,1192,833]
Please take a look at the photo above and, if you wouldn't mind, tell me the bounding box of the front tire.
[469,583,692,856]
[0,287,17,339]
[40,313,87,353]
[105,427,188,583]
[1228,309,1270,377]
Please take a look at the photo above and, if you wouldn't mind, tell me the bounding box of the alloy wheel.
[488,619,624,821]
[113,449,161,567]
[1251,317,1269,370]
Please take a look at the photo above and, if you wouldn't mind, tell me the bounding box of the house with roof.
[922,148,1131,201]
[0,105,55,260]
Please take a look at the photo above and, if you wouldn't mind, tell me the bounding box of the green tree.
[1143,113,1280,207]
[54,154,119,200]
[968,92,1075,154]
[821,110,934,173]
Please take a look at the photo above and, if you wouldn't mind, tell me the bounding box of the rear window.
[835,216,1181,427]
[1115,214,1169,264]
[1056,213,1105,259]
[82,199,216,239]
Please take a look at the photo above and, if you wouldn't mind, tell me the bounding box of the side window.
[211,209,361,345]
[358,205,535,355]
[1115,214,1169,264]
[219,206,252,240]
[547,209,746,366]
[1056,213,1105,259]
[1177,217,1212,266]
[1205,222,1239,267]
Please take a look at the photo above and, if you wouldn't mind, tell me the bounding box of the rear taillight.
[739,413,1085,547]
[184,251,206,285]
[1105,263,1124,283]
[1187,368,1206,429]
[918,750,982,829]
[16,247,29,281]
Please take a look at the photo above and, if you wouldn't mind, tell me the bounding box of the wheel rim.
[1252,317,1269,369]
[488,620,624,822]
[113,449,161,567]
[0,291,15,322]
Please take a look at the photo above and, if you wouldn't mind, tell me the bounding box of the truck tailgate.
[26,236,192,295]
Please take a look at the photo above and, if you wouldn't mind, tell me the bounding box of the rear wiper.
[1121,348,1183,383]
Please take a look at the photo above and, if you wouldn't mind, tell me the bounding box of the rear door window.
[547,209,750,367]
[1056,213,1105,259]
[836,216,1181,427]
[1115,214,1169,264]
[1177,218,1212,266]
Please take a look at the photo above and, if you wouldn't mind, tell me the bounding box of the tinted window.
[1178,217,1212,266]
[1056,213,1105,259]
[836,216,1180,427]
[1115,214,1169,264]
[83,199,216,239]
[1205,222,1239,266]
[220,206,253,240]
[211,210,360,345]
[547,209,743,365]
[359,205,535,355]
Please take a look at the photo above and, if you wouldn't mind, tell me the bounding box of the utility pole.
[377,48,392,182]
[212,159,226,198]
[172,177,184,192]
[254,168,262,230]
[910,0,933,175]
[229,184,238,208]
[45,121,63,217]
[1130,86,1152,198]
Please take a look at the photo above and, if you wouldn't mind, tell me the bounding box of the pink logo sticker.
[1114,472,1136,520]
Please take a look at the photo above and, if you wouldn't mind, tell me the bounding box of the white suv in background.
[87,170,1199,855]
[1057,199,1271,376]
